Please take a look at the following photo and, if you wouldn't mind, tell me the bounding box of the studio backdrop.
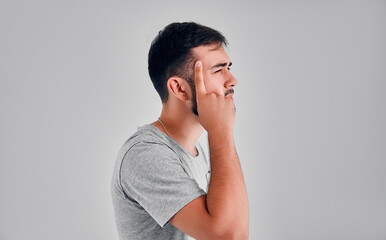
[0,1,385,239]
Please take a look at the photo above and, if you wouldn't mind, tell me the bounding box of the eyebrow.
[210,62,232,70]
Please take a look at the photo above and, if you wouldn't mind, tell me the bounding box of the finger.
[194,61,206,95]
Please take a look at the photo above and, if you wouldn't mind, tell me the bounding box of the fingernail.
[196,61,201,67]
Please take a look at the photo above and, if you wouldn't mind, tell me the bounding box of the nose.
[225,71,238,89]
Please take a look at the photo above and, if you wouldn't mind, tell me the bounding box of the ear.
[167,77,190,102]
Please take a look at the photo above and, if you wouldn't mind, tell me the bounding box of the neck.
[152,104,204,156]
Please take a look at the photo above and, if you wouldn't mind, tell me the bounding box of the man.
[111,22,249,240]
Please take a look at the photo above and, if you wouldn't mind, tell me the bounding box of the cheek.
[204,74,224,94]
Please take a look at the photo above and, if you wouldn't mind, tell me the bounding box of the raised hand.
[194,61,235,134]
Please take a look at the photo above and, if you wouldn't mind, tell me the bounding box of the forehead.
[191,44,230,64]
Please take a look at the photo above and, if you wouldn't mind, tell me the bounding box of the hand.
[194,61,235,134]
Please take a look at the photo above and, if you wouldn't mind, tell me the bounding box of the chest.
[182,156,211,193]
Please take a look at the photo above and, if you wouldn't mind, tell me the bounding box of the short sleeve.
[119,141,206,227]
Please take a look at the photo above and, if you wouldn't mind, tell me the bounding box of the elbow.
[210,220,249,240]
[212,229,248,240]
[221,231,248,240]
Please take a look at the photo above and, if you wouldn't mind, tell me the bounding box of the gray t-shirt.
[111,124,211,240]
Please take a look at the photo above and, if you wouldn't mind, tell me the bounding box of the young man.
[111,22,249,240]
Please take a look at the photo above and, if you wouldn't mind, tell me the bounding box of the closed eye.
[214,67,231,73]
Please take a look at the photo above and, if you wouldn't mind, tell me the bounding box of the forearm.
[206,130,249,238]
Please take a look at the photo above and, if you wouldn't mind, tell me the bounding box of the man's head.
[148,22,236,115]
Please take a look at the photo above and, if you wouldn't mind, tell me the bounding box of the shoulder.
[119,137,192,193]
[127,140,178,161]
[120,136,180,173]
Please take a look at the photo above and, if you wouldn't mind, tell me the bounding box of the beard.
[191,88,199,116]
[187,77,199,116]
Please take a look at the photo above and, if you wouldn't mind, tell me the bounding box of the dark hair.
[148,22,228,102]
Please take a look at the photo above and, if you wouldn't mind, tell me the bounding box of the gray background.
[1,0,385,239]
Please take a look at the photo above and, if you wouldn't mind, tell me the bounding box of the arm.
[170,61,249,239]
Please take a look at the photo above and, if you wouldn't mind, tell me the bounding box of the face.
[190,43,238,115]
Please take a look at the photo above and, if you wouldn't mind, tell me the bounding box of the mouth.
[225,89,234,97]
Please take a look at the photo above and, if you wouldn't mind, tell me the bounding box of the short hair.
[148,22,228,102]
